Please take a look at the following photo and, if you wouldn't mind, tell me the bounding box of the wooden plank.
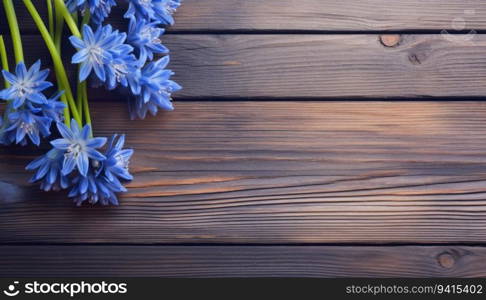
[1,245,485,277]
[3,101,486,244]
[167,34,486,98]
[8,34,486,99]
[171,0,486,32]
[4,0,486,32]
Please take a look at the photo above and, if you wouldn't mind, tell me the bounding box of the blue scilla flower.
[26,148,70,191]
[90,0,117,25]
[70,25,114,82]
[69,170,126,206]
[0,61,52,109]
[103,134,134,181]
[70,25,135,85]
[125,0,158,21]
[66,0,117,25]
[125,0,181,25]
[128,56,181,119]
[105,53,138,90]
[100,24,134,55]
[154,0,181,25]
[50,119,107,177]
[2,106,52,146]
[127,17,169,64]
[38,92,66,124]
[68,134,133,206]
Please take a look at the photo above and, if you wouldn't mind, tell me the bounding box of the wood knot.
[408,53,422,65]
[379,35,401,47]
[437,253,455,269]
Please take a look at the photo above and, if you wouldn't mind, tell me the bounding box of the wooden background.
[2,0,486,277]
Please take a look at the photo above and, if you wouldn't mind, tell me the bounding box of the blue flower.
[66,0,117,25]
[67,134,133,206]
[127,56,181,119]
[2,107,52,146]
[0,61,53,109]
[26,148,70,191]
[50,119,107,177]
[91,0,117,25]
[127,17,169,64]
[125,0,181,25]
[103,134,134,181]
[38,92,66,124]
[154,0,181,25]
[70,25,134,83]
[105,52,138,90]
[69,170,126,206]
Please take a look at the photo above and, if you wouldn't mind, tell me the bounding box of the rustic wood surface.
[5,0,486,32]
[167,34,486,98]
[2,0,486,277]
[2,101,486,244]
[2,246,486,277]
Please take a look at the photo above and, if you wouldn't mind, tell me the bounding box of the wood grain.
[171,0,486,32]
[2,101,486,244]
[4,0,486,32]
[167,34,486,98]
[1,245,486,277]
[8,34,486,99]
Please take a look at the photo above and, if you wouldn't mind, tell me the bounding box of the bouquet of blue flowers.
[0,0,182,205]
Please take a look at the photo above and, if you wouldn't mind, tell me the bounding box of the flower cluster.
[27,120,133,205]
[0,61,65,146]
[0,0,182,206]
[69,0,182,119]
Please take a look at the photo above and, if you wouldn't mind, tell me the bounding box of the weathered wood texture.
[4,0,486,32]
[2,101,486,244]
[167,34,486,98]
[171,0,486,32]
[2,0,486,278]
[1,245,485,277]
[7,34,486,99]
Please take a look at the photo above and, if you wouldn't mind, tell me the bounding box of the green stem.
[47,0,54,37]
[2,0,24,63]
[54,0,82,38]
[0,35,11,128]
[23,0,81,126]
[72,11,78,25]
[82,9,91,27]
[56,0,93,133]
[59,88,71,127]
[52,1,70,126]
[0,35,9,88]
[76,78,83,115]
[76,10,91,128]
[54,0,64,53]
[82,84,91,131]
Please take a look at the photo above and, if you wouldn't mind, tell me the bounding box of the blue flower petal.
[62,156,76,175]
[50,138,71,149]
[77,152,89,177]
